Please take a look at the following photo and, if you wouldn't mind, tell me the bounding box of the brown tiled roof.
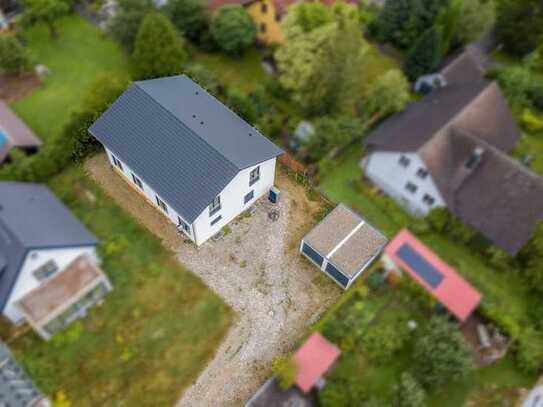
[17,255,107,324]
[421,129,543,255]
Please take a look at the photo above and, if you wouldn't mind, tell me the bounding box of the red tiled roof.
[294,333,341,393]
[385,229,482,322]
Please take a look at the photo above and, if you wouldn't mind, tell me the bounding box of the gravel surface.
[85,154,340,406]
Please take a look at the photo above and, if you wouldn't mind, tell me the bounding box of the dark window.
[416,168,428,179]
[211,215,222,226]
[131,173,143,190]
[398,155,410,168]
[275,12,280,21]
[33,259,59,281]
[260,23,267,33]
[405,182,417,194]
[244,190,254,204]
[177,216,190,234]
[250,166,260,186]
[325,262,349,288]
[422,194,435,206]
[209,195,221,216]
[112,155,123,171]
[261,2,267,13]
[156,196,168,213]
[301,243,323,267]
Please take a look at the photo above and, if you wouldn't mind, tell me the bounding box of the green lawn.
[12,16,128,142]
[11,165,232,405]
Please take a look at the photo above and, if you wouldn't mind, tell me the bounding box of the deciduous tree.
[210,5,256,56]
[166,0,208,42]
[107,0,155,52]
[21,0,69,38]
[496,0,543,57]
[363,69,410,120]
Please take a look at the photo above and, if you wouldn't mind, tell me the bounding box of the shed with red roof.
[383,229,481,322]
[294,333,341,393]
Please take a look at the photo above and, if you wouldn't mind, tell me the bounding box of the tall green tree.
[131,12,187,80]
[107,0,155,52]
[0,35,32,74]
[362,69,410,120]
[276,3,367,115]
[303,116,362,162]
[452,0,495,48]
[496,0,543,57]
[412,316,474,390]
[166,0,208,42]
[21,0,69,38]
[210,5,256,56]
[404,26,443,81]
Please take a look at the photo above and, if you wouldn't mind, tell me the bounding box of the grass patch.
[11,165,232,406]
[12,15,128,143]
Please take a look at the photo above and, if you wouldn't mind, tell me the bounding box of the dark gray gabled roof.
[0,182,97,312]
[89,75,284,223]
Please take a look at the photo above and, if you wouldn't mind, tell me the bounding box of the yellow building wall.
[246,0,285,44]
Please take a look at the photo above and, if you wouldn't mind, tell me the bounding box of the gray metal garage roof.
[303,204,387,279]
[89,75,283,223]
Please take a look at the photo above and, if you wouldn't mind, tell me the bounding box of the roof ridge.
[133,81,241,172]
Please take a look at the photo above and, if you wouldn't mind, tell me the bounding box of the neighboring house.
[0,341,50,406]
[208,0,356,44]
[0,182,111,340]
[383,229,481,323]
[89,75,283,246]
[300,204,387,289]
[0,101,42,165]
[362,46,543,255]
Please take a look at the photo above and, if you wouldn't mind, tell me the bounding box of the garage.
[300,204,387,289]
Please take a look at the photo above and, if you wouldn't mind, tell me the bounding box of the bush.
[318,356,368,407]
[271,355,296,389]
[132,12,187,80]
[0,34,32,74]
[360,317,411,362]
[426,207,449,233]
[515,328,543,373]
[412,316,474,390]
[393,372,427,407]
[183,63,221,95]
[303,116,362,162]
[521,109,543,132]
[225,87,257,124]
[107,0,155,52]
[210,5,256,56]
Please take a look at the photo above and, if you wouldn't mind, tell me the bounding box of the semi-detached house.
[89,75,284,246]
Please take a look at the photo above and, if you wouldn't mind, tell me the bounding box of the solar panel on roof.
[396,243,444,288]
[325,262,349,288]
[302,243,324,267]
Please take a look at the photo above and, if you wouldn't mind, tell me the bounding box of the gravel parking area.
[86,154,341,406]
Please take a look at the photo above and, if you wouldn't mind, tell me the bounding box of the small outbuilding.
[383,229,482,322]
[294,333,341,393]
[300,204,387,289]
[0,100,42,164]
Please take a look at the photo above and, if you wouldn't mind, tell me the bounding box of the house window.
[177,216,190,234]
[244,190,254,204]
[111,155,123,171]
[260,23,267,33]
[416,168,428,179]
[131,173,143,190]
[33,259,59,282]
[275,12,280,21]
[209,195,221,216]
[210,215,222,226]
[249,166,260,186]
[156,196,168,213]
[261,2,267,13]
[398,155,410,168]
[423,194,435,206]
[405,182,417,194]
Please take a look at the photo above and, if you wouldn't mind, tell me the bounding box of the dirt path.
[85,154,340,406]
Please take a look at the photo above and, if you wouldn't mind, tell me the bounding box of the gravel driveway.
[86,154,340,406]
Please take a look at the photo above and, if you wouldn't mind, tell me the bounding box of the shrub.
[426,207,450,233]
[521,109,543,132]
[515,328,543,373]
[183,63,221,95]
[107,0,155,52]
[393,372,427,407]
[271,355,296,389]
[132,12,187,80]
[0,35,32,74]
[225,87,257,124]
[360,318,411,362]
[318,356,368,407]
[210,5,256,56]
[412,316,473,390]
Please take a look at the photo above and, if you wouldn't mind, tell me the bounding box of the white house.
[361,48,543,255]
[89,75,284,246]
[0,182,111,340]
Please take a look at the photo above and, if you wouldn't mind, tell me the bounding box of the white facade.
[105,147,277,245]
[362,152,445,216]
[4,246,98,323]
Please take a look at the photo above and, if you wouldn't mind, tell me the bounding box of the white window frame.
[131,173,143,190]
[249,166,260,186]
[33,259,59,282]
[112,155,123,171]
[209,195,221,216]
[156,196,168,213]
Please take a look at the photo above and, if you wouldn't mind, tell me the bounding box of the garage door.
[301,242,323,267]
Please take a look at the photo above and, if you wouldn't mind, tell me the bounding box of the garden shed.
[383,229,482,322]
[300,204,387,289]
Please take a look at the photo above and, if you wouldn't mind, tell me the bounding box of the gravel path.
[85,154,340,406]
